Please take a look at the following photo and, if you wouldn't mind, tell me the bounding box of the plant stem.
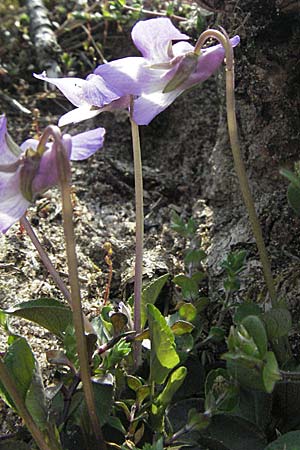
[194,30,277,304]
[130,98,144,367]
[0,358,61,450]
[20,215,71,302]
[53,130,106,449]
[20,215,95,334]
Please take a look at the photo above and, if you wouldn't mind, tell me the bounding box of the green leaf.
[115,401,131,420]
[221,250,247,275]
[63,325,78,366]
[150,356,171,385]
[191,271,206,284]
[92,314,112,345]
[187,408,211,432]
[242,315,268,357]
[280,168,300,189]
[194,297,209,313]
[141,274,169,328]
[136,385,150,405]
[171,320,194,336]
[173,275,199,300]
[262,352,281,393]
[179,303,197,322]
[167,398,210,445]
[2,298,73,337]
[186,217,197,237]
[226,360,265,391]
[0,338,34,409]
[142,437,164,450]
[234,303,262,324]
[264,430,300,449]
[147,304,179,369]
[175,334,194,363]
[287,183,300,215]
[198,415,267,450]
[234,388,272,432]
[25,361,48,430]
[156,366,187,409]
[127,375,143,392]
[0,310,7,329]
[262,308,292,340]
[224,277,240,292]
[170,213,197,238]
[89,374,114,426]
[184,249,207,266]
[170,211,186,235]
[148,304,179,384]
[208,326,225,342]
[106,415,126,435]
[205,368,239,413]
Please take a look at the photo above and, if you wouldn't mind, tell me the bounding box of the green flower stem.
[195,30,277,304]
[53,128,106,449]
[20,215,94,335]
[0,358,61,450]
[130,98,144,367]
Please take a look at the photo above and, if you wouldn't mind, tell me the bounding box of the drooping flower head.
[34,18,239,127]
[0,114,105,233]
[94,18,240,124]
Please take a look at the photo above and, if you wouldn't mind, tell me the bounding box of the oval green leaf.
[242,315,268,357]
[265,430,300,449]
[147,304,179,369]
[0,337,34,409]
[3,298,73,337]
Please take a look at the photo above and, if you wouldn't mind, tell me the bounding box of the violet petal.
[58,106,102,127]
[34,72,91,107]
[94,57,162,96]
[0,115,22,163]
[133,89,182,125]
[0,169,29,233]
[20,139,38,152]
[70,128,105,161]
[31,136,71,195]
[84,74,121,106]
[131,18,189,62]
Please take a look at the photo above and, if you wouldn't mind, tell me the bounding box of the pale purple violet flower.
[94,18,240,125]
[0,115,105,233]
[34,72,129,127]
[34,18,239,126]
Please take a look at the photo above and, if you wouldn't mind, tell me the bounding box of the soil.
[0,0,300,443]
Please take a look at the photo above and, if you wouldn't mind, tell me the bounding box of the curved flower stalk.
[94,18,240,125]
[194,29,276,303]
[0,114,105,233]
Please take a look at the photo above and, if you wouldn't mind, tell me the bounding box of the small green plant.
[281,165,300,215]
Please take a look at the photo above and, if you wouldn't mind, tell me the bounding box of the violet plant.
[1,13,295,450]
[0,114,105,233]
[33,17,241,346]
[0,117,108,448]
[34,17,276,306]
